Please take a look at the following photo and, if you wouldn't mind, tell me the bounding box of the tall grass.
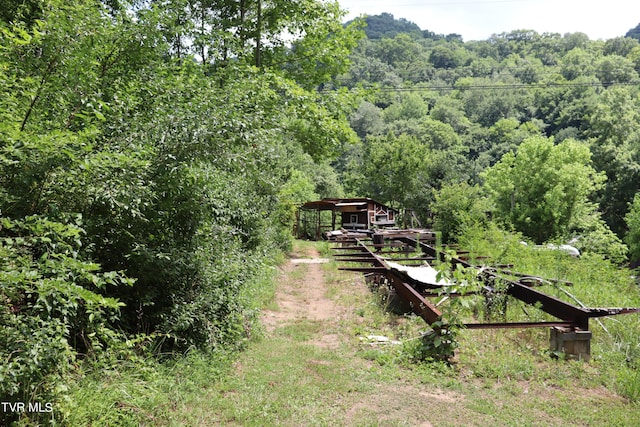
[458,224,640,400]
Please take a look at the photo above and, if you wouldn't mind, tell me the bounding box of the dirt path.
[261,244,356,350]
[262,248,335,331]
[248,242,448,427]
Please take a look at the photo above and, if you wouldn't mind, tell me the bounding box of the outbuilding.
[296,198,399,240]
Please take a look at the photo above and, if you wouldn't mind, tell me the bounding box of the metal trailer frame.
[333,233,639,359]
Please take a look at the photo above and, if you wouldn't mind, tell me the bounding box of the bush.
[432,182,491,243]
[0,216,131,422]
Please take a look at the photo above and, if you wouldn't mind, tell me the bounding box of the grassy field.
[64,238,640,426]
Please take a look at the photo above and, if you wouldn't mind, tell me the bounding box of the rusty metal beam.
[464,321,574,329]
[333,252,376,257]
[335,235,639,334]
[338,257,379,263]
[587,307,640,317]
[398,236,592,330]
[342,238,443,326]
[387,271,442,324]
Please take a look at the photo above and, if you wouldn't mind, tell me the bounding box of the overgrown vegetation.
[2,3,640,425]
[1,0,361,424]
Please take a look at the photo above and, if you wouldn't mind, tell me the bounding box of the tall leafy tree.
[483,135,604,243]
[587,87,640,234]
[625,193,640,262]
[627,23,640,40]
[348,132,429,209]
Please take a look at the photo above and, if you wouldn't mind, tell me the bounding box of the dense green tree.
[625,193,640,261]
[587,87,640,234]
[456,77,532,127]
[429,96,473,135]
[559,48,596,80]
[337,14,640,260]
[562,32,590,51]
[432,182,490,243]
[603,36,640,57]
[350,100,384,138]
[628,45,640,73]
[532,75,599,135]
[375,33,423,68]
[429,44,466,69]
[343,53,397,86]
[1,0,362,410]
[347,132,429,209]
[595,54,639,83]
[382,92,429,122]
[475,118,541,167]
[483,135,604,243]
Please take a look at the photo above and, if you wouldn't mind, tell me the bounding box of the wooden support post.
[549,327,592,361]
[331,208,336,231]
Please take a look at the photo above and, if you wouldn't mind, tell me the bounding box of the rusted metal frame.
[348,238,443,325]
[503,283,590,330]
[486,267,574,286]
[464,321,575,329]
[334,252,436,262]
[398,236,592,330]
[386,271,442,324]
[421,290,483,297]
[331,245,368,251]
[339,258,382,263]
[586,307,640,317]
[333,252,376,257]
[338,267,388,272]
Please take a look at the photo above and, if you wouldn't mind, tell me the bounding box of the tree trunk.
[255,0,261,68]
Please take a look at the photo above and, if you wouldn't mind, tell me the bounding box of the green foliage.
[408,255,483,363]
[569,209,628,263]
[283,4,365,89]
[337,24,640,265]
[0,216,130,418]
[1,0,363,421]
[404,325,458,363]
[588,86,640,236]
[483,135,605,243]
[355,13,422,40]
[603,36,640,57]
[625,193,640,261]
[275,170,319,251]
[627,23,640,40]
[432,182,491,243]
[348,132,429,209]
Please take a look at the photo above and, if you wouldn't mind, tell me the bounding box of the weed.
[617,367,640,402]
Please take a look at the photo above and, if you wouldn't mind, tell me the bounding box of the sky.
[338,0,640,42]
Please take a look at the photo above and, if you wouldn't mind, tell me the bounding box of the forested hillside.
[0,0,362,423]
[336,14,640,263]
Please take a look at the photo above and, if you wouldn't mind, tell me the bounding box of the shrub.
[0,216,131,422]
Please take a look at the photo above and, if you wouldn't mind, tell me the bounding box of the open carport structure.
[296,198,399,240]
